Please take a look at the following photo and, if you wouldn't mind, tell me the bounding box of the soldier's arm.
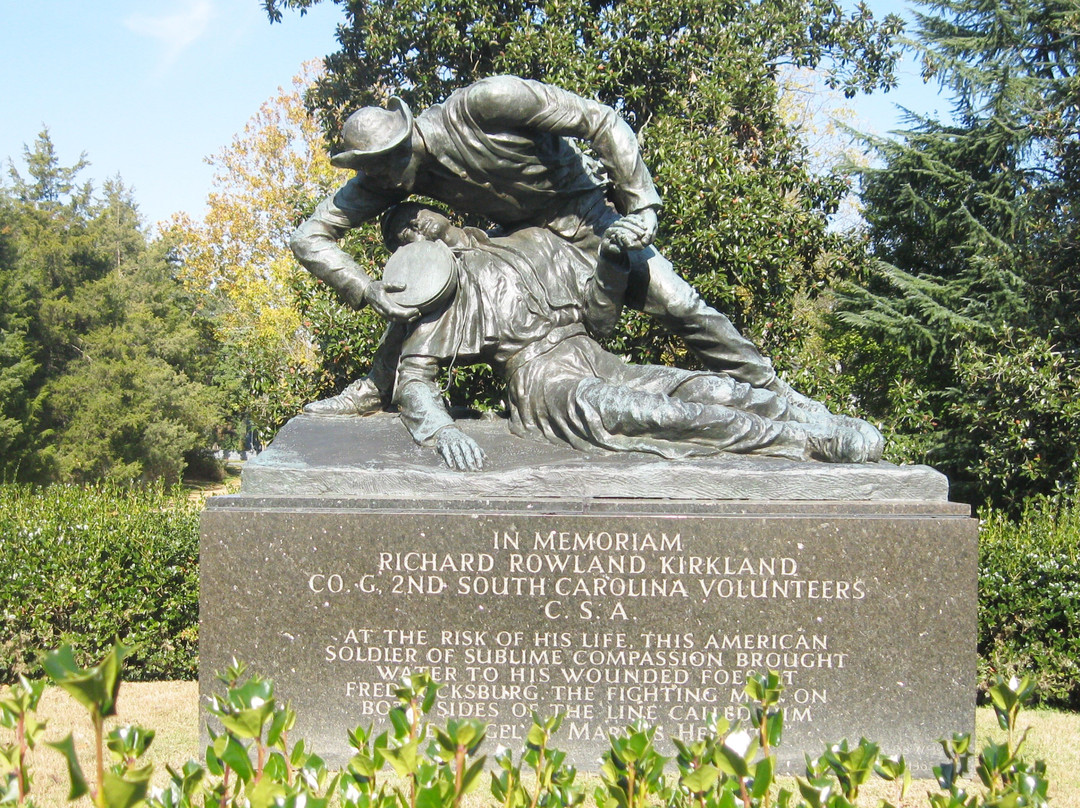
[290,177,404,310]
[463,76,661,217]
[396,354,485,471]
[583,236,633,339]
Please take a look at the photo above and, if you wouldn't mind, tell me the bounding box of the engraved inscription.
[304,521,869,742]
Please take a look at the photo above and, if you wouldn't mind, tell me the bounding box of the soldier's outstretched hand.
[604,208,658,252]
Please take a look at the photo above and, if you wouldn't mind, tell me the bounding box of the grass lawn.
[6,682,1078,807]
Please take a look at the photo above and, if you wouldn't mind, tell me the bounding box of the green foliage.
[0,676,47,806]
[943,332,1080,509]
[595,721,670,808]
[2,642,1059,808]
[978,497,1080,708]
[0,199,37,480]
[0,482,200,683]
[492,713,584,808]
[163,69,348,442]
[261,0,900,400]
[838,0,1080,507]
[931,677,1048,808]
[2,132,225,484]
[42,644,155,808]
[186,659,339,806]
[288,245,385,403]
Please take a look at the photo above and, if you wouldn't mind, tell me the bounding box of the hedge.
[0,482,200,682]
[979,495,1080,708]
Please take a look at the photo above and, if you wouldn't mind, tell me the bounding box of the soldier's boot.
[801,421,872,464]
[303,322,406,416]
[303,378,383,416]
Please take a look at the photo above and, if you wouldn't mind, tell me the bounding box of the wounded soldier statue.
[379,204,881,471]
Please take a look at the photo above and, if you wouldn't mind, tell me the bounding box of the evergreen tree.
[2,132,225,483]
[263,0,902,407]
[840,0,1080,508]
[0,198,37,477]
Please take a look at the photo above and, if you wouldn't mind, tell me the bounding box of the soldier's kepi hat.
[382,240,458,315]
[330,96,414,169]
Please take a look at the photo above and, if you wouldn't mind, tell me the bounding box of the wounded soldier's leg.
[579,379,872,462]
[627,249,778,387]
[625,251,873,430]
[672,374,790,420]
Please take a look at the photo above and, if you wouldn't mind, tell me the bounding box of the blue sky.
[1,0,950,229]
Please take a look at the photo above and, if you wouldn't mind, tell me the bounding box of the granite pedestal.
[200,413,977,772]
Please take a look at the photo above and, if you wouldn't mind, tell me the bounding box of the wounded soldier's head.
[381,202,462,251]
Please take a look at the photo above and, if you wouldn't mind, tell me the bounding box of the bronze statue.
[380,204,880,471]
[291,76,837,425]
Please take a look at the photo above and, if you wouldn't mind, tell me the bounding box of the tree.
[0,197,37,477]
[164,64,376,441]
[839,0,1080,508]
[261,0,902,407]
[2,133,224,483]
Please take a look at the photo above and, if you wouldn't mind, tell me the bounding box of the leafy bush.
[0,483,199,683]
[979,496,1080,708]
[2,646,1050,808]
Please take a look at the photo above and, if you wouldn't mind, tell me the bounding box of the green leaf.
[421,681,439,714]
[682,763,719,794]
[752,756,774,799]
[267,705,291,747]
[291,737,307,767]
[416,783,445,808]
[205,741,225,777]
[229,676,274,709]
[42,644,126,719]
[107,725,155,760]
[219,701,276,739]
[389,708,410,739]
[462,755,488,793]
[215,733,254,782]
[350,752,377,780]
[101,765,152,808]
[717,744,750,779]
[246,774,287,808]
[767,710,784,748]
[527,722,547,749]
[264,750,289,781]
[47,733,89,801]
[382,741,419,778]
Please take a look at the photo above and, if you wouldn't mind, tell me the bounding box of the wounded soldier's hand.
[435,427,485,472]
[604,209,658,252]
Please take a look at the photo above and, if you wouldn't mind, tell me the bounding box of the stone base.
[200,414,976,773]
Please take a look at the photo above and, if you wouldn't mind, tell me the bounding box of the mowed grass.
[4,682,1079,808]
[4,681,198,806]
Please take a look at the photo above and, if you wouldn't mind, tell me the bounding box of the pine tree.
[0,198,38,476]
[841,0,1080,508]
[2,133,225,483]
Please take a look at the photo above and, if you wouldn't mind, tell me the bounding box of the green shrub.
[979,496,1080,708]
[0,482,200,683]
[6,646,1050,808]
